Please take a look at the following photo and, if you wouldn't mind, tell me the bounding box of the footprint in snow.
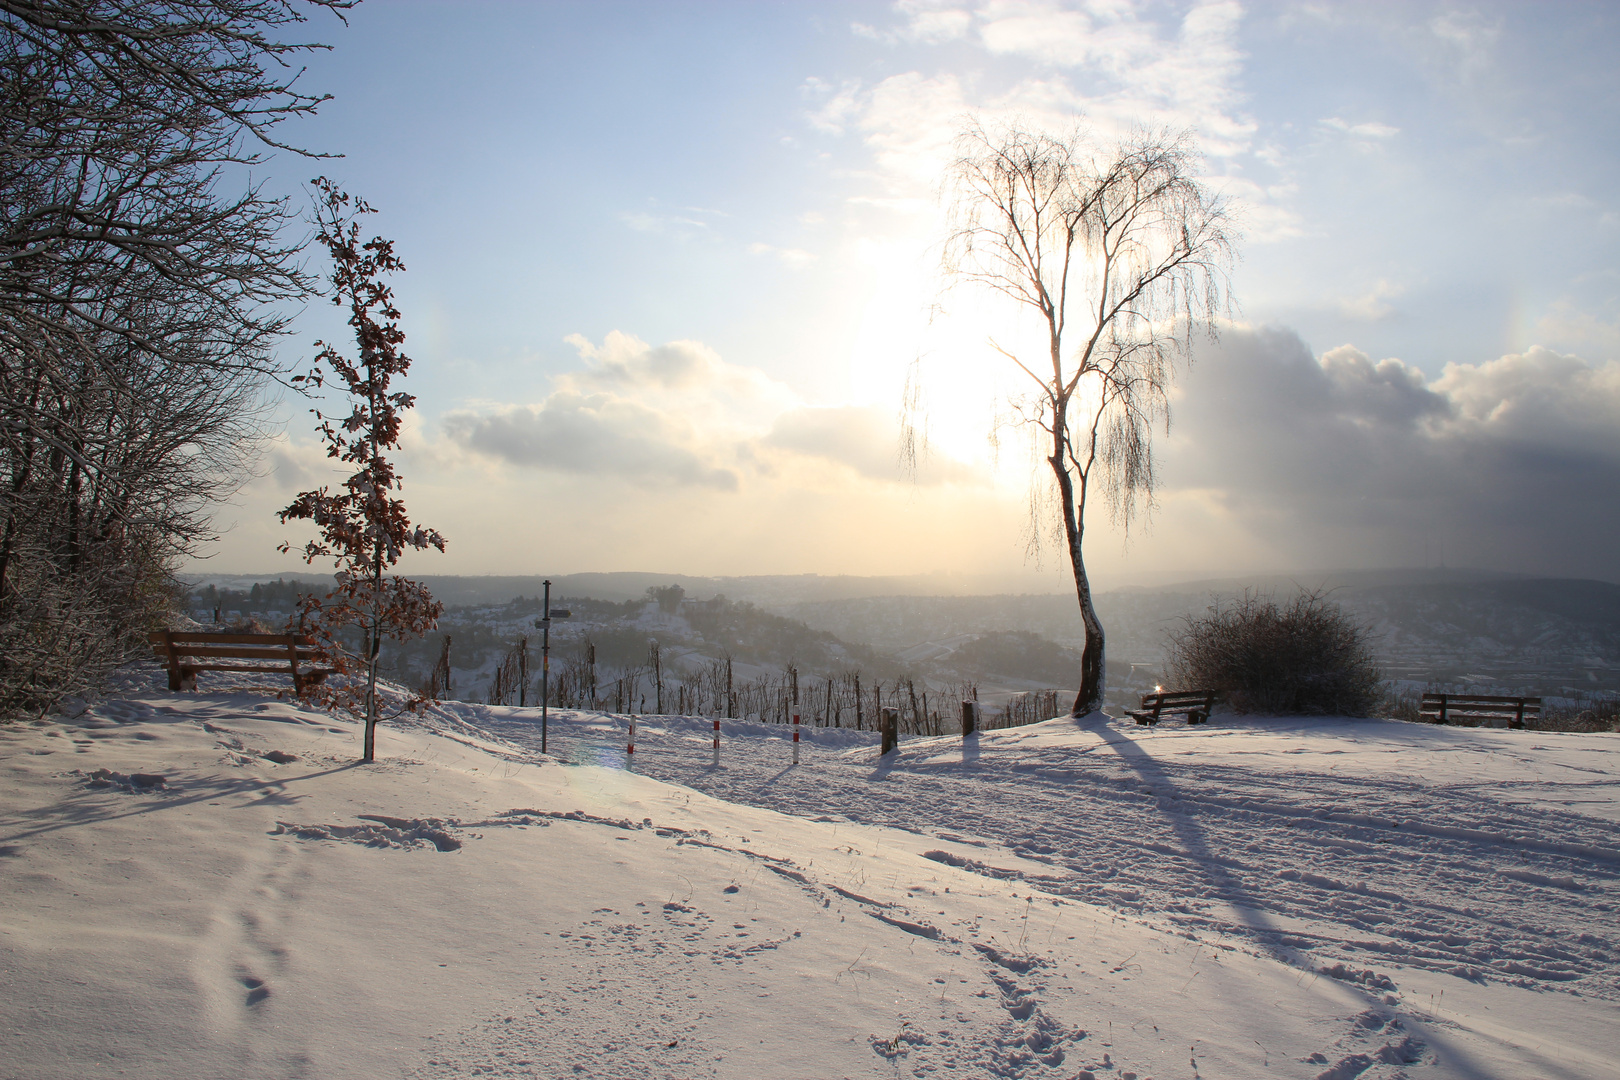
[239,973,270,1007]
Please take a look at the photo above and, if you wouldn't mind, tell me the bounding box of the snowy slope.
[503,711,1620,996]
[1,675,1617,1079]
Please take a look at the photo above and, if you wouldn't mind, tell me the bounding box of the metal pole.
[541,578,551,754]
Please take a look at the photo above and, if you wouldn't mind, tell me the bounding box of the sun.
[838,235,1056,478]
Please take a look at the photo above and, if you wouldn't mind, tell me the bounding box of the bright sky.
[197,0,1620,586]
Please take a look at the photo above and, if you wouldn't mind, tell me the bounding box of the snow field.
[0,675,1615,1079]
[494,709,1620,998]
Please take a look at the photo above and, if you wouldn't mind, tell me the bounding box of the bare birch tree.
[941,121,1234,715]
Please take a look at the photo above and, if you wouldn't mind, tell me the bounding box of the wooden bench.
[1419,693,1540,729]
[148,631,335,693]
[1127,689,1215,726]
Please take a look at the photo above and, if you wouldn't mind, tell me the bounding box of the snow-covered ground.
[2,673,1617,1079]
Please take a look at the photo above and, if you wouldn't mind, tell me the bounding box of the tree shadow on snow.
[0,762,360,846]
[1091,724,1286,942]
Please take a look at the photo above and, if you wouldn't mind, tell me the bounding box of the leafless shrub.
[1166,590,1383,716]
[487,639,528,707]
[1533,696,1618,733]
[223,616,275,634]
[1380,685,1425,725]
[0,533,174,715]
[421,635,452,702]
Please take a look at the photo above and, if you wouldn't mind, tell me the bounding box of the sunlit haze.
[195,1,1620,586]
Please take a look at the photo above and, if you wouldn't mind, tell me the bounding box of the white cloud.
[1533,300,1620,361]
[852,2,972,46]
[443,331,991,495]
[974,0,1253,152]
[856,71,972,204]
[1337,278,1404,321]
[977,1,1134,69]
[816,1,1290,238]
[764,404,977,485]
[896,1,972,44]
[748,242,816,268]
[619,211,706,234]
[618,203,728,238]
[442,333,795,491]
[264,435,320,493]
[1208,174,1303,243]
[1427,9,1501,80]
[442,392,740,491]
[558,331,798,422]
[1321,117,1400,140]
[439,332,985,497]
[802,76,863,136]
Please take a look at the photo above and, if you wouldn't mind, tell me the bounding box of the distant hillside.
[778,571,1620,695]
[178,569,1620,697]
[181,570,1073,607]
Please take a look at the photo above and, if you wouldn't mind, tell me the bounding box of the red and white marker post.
[712,718,720,766]
[792,707,801,765]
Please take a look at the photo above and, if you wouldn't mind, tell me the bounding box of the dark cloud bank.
[1168,327,1620,579]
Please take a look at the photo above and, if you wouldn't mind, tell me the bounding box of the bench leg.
[161,630,182,691]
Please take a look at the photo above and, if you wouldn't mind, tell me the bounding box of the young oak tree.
[280,178,446,762]
[941,121,1234,716]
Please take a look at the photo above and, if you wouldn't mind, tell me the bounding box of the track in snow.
[480,709,1620,1002]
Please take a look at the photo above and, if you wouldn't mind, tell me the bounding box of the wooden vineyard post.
[712,718,720,767]
[518,635,528,707]
[880,707,899,756]
[627,715,636,769]
[792,706,801,764]
[961,699,978,737]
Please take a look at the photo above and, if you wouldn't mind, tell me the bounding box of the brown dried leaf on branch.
[279,178,445,761]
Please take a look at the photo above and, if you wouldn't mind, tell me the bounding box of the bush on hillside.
[951,631,1082,685]
[1165,591,1383,716]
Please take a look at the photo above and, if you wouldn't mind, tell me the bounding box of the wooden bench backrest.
[150,631,315,648]
[1143,690,1215,709]
[1419,693,1541,725]
[149,630,330,691]
[1419,696,1542,712]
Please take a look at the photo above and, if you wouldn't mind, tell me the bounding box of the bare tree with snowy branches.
[940,121,1235,716]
